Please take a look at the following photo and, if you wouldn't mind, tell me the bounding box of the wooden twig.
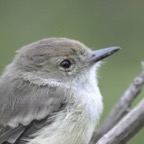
[90,62,144,144]
[96,98,144,144]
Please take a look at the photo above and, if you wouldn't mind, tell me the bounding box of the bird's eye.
[60,60,71,69]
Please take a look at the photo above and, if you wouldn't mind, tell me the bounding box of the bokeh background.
[0,0,144,143]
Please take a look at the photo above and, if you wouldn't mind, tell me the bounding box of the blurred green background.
[0,0,144,143]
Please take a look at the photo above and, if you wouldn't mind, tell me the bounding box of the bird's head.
[9,38,119,85]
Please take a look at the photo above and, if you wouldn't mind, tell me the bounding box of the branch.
[90,62,144,143]
[96,98,144,144]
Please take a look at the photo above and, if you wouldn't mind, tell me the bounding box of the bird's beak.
[89,47,120,64]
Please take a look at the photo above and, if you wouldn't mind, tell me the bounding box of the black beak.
[90,47,120,64]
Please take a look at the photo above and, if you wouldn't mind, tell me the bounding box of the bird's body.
[0,38,119,144]
[26,67,102,144]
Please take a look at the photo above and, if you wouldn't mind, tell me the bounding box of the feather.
[0,75,64,144]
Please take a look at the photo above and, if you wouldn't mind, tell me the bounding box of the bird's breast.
[28,79,103,144]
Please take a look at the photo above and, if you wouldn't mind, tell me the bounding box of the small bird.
[0,38,119,144]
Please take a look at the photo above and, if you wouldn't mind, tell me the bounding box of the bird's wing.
[0,77,66,144]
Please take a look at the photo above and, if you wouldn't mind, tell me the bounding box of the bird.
[0,38,120,144]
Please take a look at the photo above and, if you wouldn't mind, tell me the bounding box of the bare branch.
[90,63,144,143]
[96,98,144,144]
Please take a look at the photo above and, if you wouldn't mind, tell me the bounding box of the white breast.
[27,66,103,144]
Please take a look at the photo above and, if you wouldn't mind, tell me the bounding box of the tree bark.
[96,99,144,144]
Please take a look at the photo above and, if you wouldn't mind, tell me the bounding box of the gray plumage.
[0,38,119,144]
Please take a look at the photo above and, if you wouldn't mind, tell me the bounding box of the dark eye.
[60,60,71,69]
